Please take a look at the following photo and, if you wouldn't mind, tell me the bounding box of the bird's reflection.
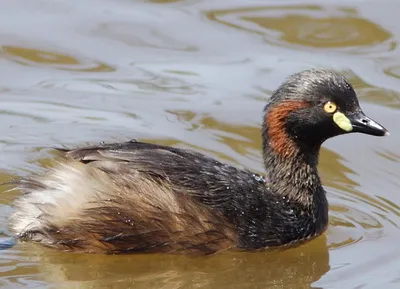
[29,234,329,289]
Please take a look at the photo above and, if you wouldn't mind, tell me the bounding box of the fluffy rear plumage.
[9,145,237,254]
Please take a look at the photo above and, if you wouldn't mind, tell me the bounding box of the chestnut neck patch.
[265,100,309,158]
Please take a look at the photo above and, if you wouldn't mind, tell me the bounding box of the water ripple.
[1,45,115,72]
[205,5,393,54]
[328,185,398,250]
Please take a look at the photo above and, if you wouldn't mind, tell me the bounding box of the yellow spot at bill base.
[333,111,353,132]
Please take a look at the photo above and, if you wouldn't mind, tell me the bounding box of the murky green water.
[0,0,399,288]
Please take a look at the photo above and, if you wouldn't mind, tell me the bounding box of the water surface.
[0,0,399,288]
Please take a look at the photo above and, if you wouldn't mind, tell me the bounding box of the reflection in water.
[320,148,358,190]
[22,235,329,289]
[206,5,393,53]
[167,110,262,160]
[1,46,115,72]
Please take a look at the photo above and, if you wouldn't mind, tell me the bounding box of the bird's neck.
[262,134,326,208]
[261,103,328,232]
[261,103,326,206]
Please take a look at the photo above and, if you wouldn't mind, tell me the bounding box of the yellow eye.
[323,101,337,113]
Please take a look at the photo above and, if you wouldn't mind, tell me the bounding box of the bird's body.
[8,69,388,254]
[10,141,327,254]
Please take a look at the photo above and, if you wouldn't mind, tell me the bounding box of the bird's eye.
[323,101,337,114]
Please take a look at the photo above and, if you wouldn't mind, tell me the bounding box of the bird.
[8,68,388,255]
